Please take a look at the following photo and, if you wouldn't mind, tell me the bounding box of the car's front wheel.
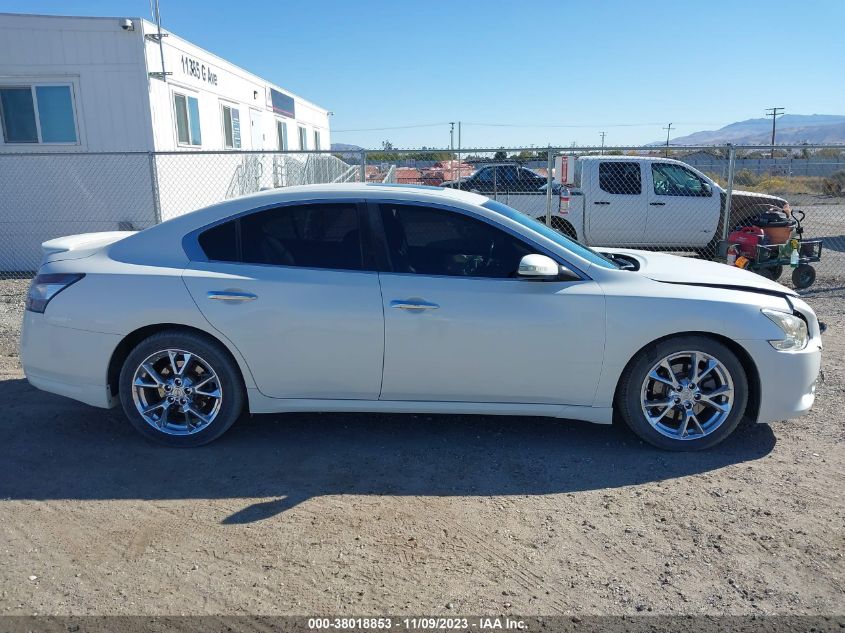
[118,330,245,447]
[617,336,749,451]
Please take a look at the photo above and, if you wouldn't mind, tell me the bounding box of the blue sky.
[4,0,843,148]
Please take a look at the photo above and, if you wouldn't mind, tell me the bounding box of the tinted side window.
[240,203,362,269]
[476,167,494,183]
[498,165,519,184]
[652,163,707,196]
[198,220,238,261]
[380,204,533,278]
[520,168,540,181]
[599,162,642,195]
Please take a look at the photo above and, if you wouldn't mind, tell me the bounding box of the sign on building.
[270,89,295,118]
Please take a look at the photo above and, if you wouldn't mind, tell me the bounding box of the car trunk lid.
[41,231,135,263]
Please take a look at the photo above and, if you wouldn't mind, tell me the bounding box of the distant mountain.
[667,114,845,145]
[330,143,363,152]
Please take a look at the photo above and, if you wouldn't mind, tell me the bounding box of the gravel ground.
[0,277,842,617]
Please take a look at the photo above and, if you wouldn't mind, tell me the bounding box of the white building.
[0,12,331,153]
[0,12,340,271]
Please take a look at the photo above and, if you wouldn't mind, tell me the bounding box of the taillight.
[25,273,84,313]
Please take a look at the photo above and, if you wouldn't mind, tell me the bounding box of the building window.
[298,125,307,150]
[0,84,78,144]
[173,93,201,146]
[222,104,241,149]
[314,129,322,151]
[276,120,288,150]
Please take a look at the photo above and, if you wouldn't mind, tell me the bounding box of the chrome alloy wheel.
[131,348,223,436]
[640,350,735,441]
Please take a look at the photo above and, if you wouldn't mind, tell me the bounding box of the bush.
[733,169,761,187]
[823,170,845,196]
[726,170,826,196]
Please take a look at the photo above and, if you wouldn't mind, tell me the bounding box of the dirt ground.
[0,277,842,617]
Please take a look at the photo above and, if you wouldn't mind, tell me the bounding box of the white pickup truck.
[540,156,789,254]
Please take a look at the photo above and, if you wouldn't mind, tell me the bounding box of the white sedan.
[21,184,822,450]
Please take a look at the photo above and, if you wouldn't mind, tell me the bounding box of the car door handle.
[207,291,257,302]
[390,299,440,311]
[649,202,666,206]
[594,201,610,205]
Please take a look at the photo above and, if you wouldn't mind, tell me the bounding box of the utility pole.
[765,107,784,159]
[456,121,462,189]
[663,123,673,157]
[599,131,606,155]
[449,122,455,153]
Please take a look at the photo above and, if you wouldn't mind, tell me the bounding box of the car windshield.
[481,199,620,270]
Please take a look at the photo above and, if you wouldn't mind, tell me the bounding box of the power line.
[333,122,451,132]
[461,121,721,129]
[333,121,724,133]
[765,107,785,159]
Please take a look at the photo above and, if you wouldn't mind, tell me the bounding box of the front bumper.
[741,337,822,424]
[20,311,121,409]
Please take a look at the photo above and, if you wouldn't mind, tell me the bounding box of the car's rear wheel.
[617,336,748,450]
[118,331,244,447]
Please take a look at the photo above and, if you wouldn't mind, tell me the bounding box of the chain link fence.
[1,144,844,293]
[365,144,845,288]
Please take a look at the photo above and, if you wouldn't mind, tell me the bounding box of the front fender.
[590,287,791,408]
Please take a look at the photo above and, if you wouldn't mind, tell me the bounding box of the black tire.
[616,335,749,451]
[118,330,245,447]
[757,264,783,281]
[791,264,816,289]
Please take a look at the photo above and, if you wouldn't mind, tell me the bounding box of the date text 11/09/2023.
[308,617,527,630]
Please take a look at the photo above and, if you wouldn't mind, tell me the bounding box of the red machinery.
[727,226,765,257]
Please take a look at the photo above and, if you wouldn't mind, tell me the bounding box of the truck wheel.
[616,336,748,451]
[791,264,816,289]
[757,265,783,281]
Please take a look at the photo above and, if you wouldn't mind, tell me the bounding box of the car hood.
[598,248,797,297]
[730,189,787,205]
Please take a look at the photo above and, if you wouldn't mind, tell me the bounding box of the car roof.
[577,155,687,162]
[106,182,607,275]
[475,163,533,168]
[232,182,489,206]
[107,183,490,268]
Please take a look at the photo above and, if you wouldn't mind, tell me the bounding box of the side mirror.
[518,254,578,281]
[702,182,713,196]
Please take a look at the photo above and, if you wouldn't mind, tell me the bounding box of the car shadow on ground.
[0,378,776,523]
[818,234,845,253]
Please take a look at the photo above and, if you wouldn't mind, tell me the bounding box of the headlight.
[25,273,84,313]
[762,308,808,351]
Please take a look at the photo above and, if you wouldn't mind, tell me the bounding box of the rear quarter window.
[198,220,238,261]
